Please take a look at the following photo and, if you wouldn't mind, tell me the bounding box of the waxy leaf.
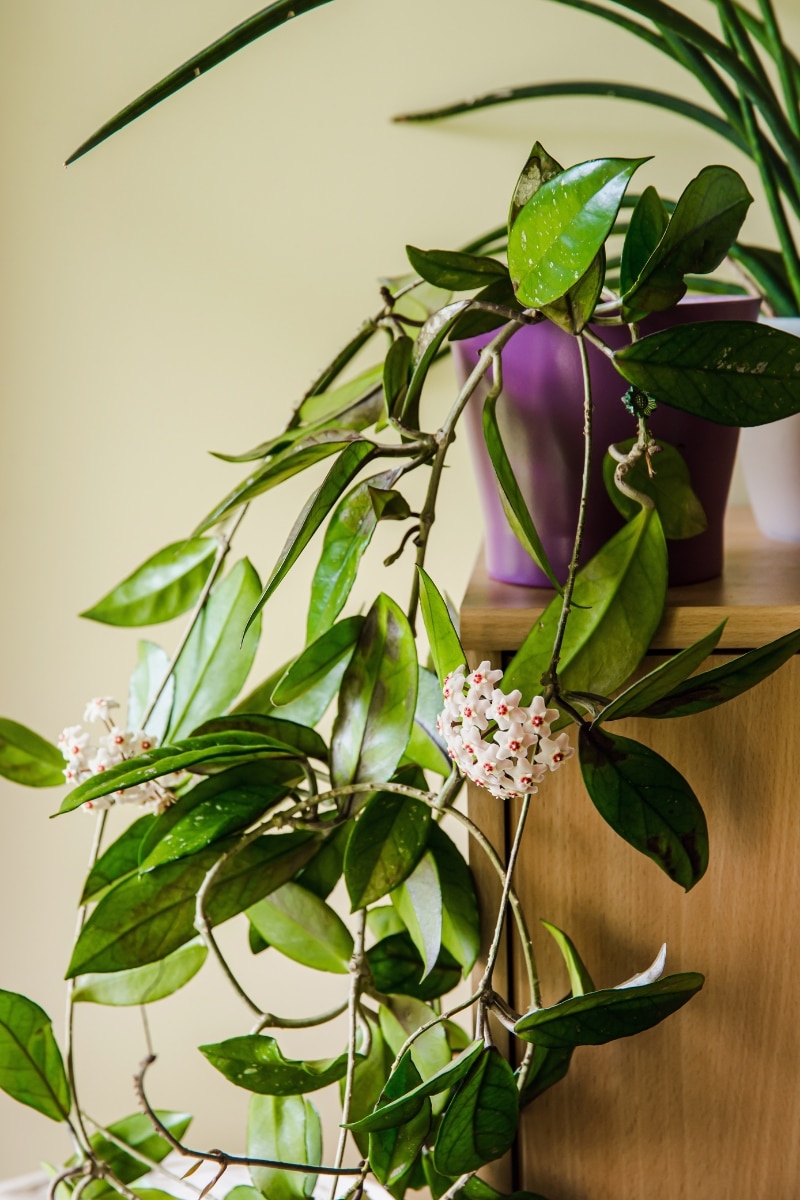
[297,363,383,426]
[344,789,431,909]
[81,816,156,903]
[622,166,752,320]
[518,1042,574,1107]
[540,920,594,997]
[433,1047,519,1176]
[597,621,726,723]
[508,141,563,234]
[248,1094,321,1200]
[200,1034,354,1094]
[417,567,466,686]
[347,1040,484,1133]
[462,1179,548,1200]
[428,824,480,974]
[508,157,646,307]
[296,822,351,900]
[379,995,451,1084]
[619,186,669,298]
[345,1017,393,1156]
[483,394,561,590]
[247,881,354,972]
[603,438,707,539]
[70,1111,192,1195]
[0,991,70,1121]
[0,719,64,787]
[66,832,317,976]
[614,322,800,427]
[638,626,800,718]
[127,641,174,743]
[406,246,508,291]
[190,714,327,763]
[401,300,471,427]
[167,558,261,740]
[331,594,417,788]
[579,727,708,890]
[515,973,704,1046]
[274,617,363,705]
[448,276,526,342]
[391,852,442,981]
[80,539,217,626]
[504,507,667,699]
[367,933,461,1002]
[402,665,450,777]
[541,248,605,334]
[306,468,403,641]
[368,1053,431,1189]
[247,440,376,633]
[383,336,414,418]
[73,940,207,1005]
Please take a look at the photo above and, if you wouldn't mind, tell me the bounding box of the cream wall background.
[1,0,796,1175]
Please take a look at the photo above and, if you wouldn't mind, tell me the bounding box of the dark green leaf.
[138,761,301,870]
[540,248,605,334]
[344,789,431,909]
[380,995,452,1082]
[579,727,708,889]
[503,507,667,699]
[347,1040,484,1133]
[619,186,670,297]
[417,568,466,687]
[330,594,417,788]
[406,246,508,291]
[345,1017,393,1157]
[400,300,471,427]
[391,852,442,980]
[433,1047,519,1176]
[482,394,561,590]
[729,242,795,316]
[72,940,207,1006]
[638,626,800,717]
[613,322,800,426]
[603,438,707,539]
[540,920,594,997]
[306,468,403,641]
[383,336,414,419]
[66,832,317,976]
[274,617,363,704]
[518,1043,574,1107]
[296,822,351,899]
[622,166,752,320]
[367,933,461,1002]
[200,1034,353,1094]
[515,972,704,1046]
[508,157,646,306]
[81,816,157,903]
[448,276,526,341]
[190,714,327,763]
[80,540,217,626]
[0,991,70,1121]
[427,824,480,974]
[369,1058,431,1190]
[463,1177,549,1200]
[246,440,376,633]
[508,141,563,234]
[248,1094,321,1200]
[597,621,726,722]
[0,719,65,787]
[402,666,449,777]
[247,881,353,972]
[127,641,174,743]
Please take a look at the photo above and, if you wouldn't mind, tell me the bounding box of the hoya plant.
[3,10,800,1200]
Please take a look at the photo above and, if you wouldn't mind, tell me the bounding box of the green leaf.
[344,1016,393,1157]
[248,1094,321,1200]
[72,940,207,1005]
[273,616,363,705]
[247,440,376,633]
[433,1047,519,1176]
[247,881,353,972]
[368,1056,432,1189]
[200,1034,354,1094]
[540,248,605,334]
[81,816,157,904]
[428,824,480,975]
[297,364,384,427]
[127,641,174,743]
[167,558,261,740]
[508,157,646,307]
[344,789,431,909]
[540,921,594,997]
[730,242,796,316]
[296,822,351,899]
[379,996,452,1084]
[74,1111,192,1195]
[366,933,462,1002]
[190,714,327,763]
[66,832,317,976]
[515,972,704,1046]
[406,246,508,291]
[59,731,301,813]
[579,727,708,890]
[508,141,563,235]
[391,852,442,981]
[306,468,403,641]
[383,336,414,419]
[402,666,449,777]
[597,621,726,723]
[331,594,417,788]
[0,719,64,787]
[602,438,707,539]
[621,166,752,321]
[448,275,526,342]
[518,1042,574,1107]
[347,1040,484,1132]
[620,186,670,298]
[80,539,217,626]
[613,322,800,426]
[417,567,467,686]
[0,991,70,1121]
[637,626,800,718]
[462,1178,549,1200]
[138,761,300,870]
[503,507,667,700]
[482,394,562,590]
[400,300,471,427]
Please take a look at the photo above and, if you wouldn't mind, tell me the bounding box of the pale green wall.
[1,0,797,1176]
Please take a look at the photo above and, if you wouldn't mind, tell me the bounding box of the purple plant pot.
[452,294,762,587]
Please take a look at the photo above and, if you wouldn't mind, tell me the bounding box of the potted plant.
[3,8,800,1200]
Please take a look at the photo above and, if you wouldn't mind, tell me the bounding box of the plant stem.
[477,793,532,994]
[329,909,367,1199]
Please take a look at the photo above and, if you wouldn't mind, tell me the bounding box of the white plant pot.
[739,316,800,542]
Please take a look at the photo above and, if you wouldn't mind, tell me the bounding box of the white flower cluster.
[437,661,574,800]
[58,697,178,814]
